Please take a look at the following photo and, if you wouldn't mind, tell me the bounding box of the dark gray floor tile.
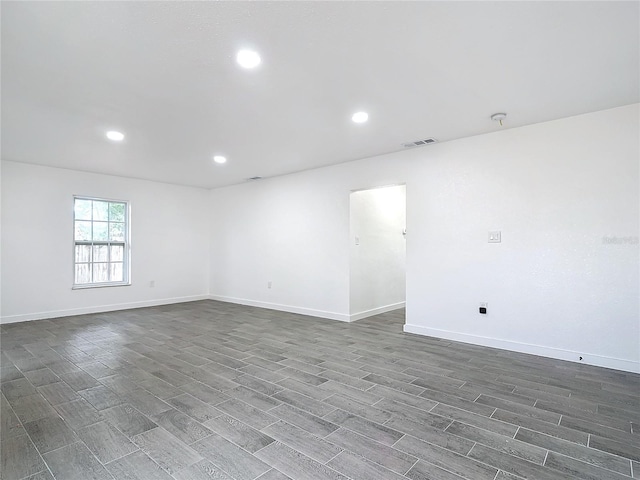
[446,421,546,464]
[167,393,222,423]
[317,380,382,405]
[1,394,25,441]
[270,403,339,437]
[23,368,60,387]
[24,470,55,480]
[133,427,202,474]
[54,398,103,430]
[432,403,517,437]
[468,443,573,480]
[327,450,408,480]
[78,385,124,410]
[37,381,79,405]
[279,358,325,375]
[138,376,184,399]
[204,414,274,452]
[12,393,58,423]
[254,441,349,480]
[102,404,158,438]
[224,385,281,410]
[106,451,173,480]
[122,389,172,416]
[419,388,495,417]
[100,374,142,395]
[151,368,193,387]
[363,372,425,396]
[216,398,276,429]
[324,408,403,445]
[273,388,334,417]
[368,384,438,411]
[192,432,272,480]
[256,469,292,480]
[172,459,235,479]
[318,369,375,390]
[76,420,138,464]
[325,393,391,424]
[326,427,417,474]
[152,408,212,445]
[492,408,588,445]
[394,434,496,479]
[60,371,100,391]
[405,460,467,480]
[544,451,631,480]
[516,428,631,474]
[262,420,342,463]
[560,415,637,444]
[590,434,640,462]
[25,415,78,453]
[2,377,37,401]
[1,434,46,480]
[43,441,113,480]
[80,361,118,379]
[4,302,640,480]
[181,382,231,405]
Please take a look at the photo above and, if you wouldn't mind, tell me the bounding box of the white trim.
[0,295,209,324]
[349,302,405,322]
[403,324,640,374]
[209,295,351,322]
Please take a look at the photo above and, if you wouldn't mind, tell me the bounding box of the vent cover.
[402,138,437,148]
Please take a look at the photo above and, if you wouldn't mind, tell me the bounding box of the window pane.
[110,245,124,261]
[110,263,124,282]
[109,203,126,222]
[74,199,92,220]
[93,222,108,241]
[93,201,109,221]
[75,264,90,284]
[93,245,108,262]
[109,222,125,241]
[93,263,109,283]
[75,221,92,241]
[75,245,91,263]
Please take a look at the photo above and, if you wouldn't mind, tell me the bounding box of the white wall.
[350,185,406,318]
[209,104,639,372]
[1,161,210,323]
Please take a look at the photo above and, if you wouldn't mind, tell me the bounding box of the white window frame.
[72,195,131,289]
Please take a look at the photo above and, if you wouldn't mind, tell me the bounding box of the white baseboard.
[209,295,351,322]
[349,302,406,322]
[0,295,210,325]
[403,324,640,374]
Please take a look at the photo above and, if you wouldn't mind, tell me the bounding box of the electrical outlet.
[479,302,488,314]
[488,231,501,243]
[267,281,272,289]
[149,280,155,288]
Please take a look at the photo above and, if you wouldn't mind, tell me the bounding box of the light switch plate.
[488,231,501,243]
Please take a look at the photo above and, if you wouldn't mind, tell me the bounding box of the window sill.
[72,282,131,290]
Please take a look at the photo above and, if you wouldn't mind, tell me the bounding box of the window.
[73,196,130,287]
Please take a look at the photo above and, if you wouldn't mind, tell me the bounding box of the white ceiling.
[2,1,638,189]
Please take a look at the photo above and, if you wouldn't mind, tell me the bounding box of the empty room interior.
[1,2,639,480]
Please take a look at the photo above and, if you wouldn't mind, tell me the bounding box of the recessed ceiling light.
[236,50,261,69]
[106,130,125,141]
[213,155,227,164]
[352,112,369,124]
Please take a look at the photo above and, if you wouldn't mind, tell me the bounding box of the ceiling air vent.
[402,138,437,148]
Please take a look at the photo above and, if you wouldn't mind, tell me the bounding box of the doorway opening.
[349,184,406,328]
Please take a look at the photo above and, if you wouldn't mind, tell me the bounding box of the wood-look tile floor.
[1,300,639,480]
